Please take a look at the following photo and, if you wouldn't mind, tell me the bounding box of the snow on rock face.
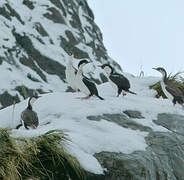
[0,0,119,108]
[1,77,184,175]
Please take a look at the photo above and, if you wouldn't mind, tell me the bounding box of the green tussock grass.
[150,71,184,98]
[0,129,85,180]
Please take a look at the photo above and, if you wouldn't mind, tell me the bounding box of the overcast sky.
[88,0,184,76]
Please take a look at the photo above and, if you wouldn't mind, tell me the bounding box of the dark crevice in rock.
[15,85,46,99]
[65,30,79,45]
[69,12,83,30]
[81,0,94,20]
[60,36,89,59]
[123,110,144,119]
[4,3,24,25]
[86,41,107,60]
[0,57,4,65]
[13,31,65,81]
[3,51,20,69]
[49,0,66,16]
[0,6,11,20]
[27,73,41,82]
[43,7,65,24]
[0,91,20,109]
[34,22,49,37]
[19,56,47,82]
[23,0,35,10]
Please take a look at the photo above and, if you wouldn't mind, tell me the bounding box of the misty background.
[88,0,184,76]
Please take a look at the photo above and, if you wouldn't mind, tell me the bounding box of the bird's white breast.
[160,80,173,100]
[76,73,90,95]
[65,64,78,90]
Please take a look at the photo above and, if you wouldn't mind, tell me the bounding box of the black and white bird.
[76,60,104,100]
[65,53,78,92]
[99,64,136,97]
[153,67,184,107]
[16,93,40,130]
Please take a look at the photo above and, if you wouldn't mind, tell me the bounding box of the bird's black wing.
[83,74,91,81]
[82,76,98,96]
[109,73,130,90]
[165,82,184,97]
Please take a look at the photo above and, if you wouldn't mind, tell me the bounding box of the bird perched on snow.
[99,64,136,97]
[65,53,79,92]
[16,92,40,130]
[76,59,104,100]
[153,67,184,107]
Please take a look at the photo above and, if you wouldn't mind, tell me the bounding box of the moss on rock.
[0,129,85,180]
[0,91,20,109]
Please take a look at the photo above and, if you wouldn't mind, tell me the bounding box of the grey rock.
[23,0,34,10]
[43,7,66,24]
[87,113,152,132]
[34,23,49,37]
[0,57,3,65]
[49,0,66,16]
[13,32,66,81]
[154,113,184,135]
[123,110,144,119]
[87,113,184,180]
[0,91,20,109]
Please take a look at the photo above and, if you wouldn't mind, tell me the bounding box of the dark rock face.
[154,113,184,135]
[123,110,144,119]
[0,0,121,109]
[87,113,151,132]
[87,113,184,180]
[23,0,35,10]
[43,7,66,24]
[0,91,20,109]
[34,23,49,37]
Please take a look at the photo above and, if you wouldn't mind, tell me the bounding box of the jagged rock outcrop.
[0,0,120,109]
[87,113,184,180]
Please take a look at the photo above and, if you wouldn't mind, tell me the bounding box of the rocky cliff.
[1,1,184,180]
[0,0,120,108]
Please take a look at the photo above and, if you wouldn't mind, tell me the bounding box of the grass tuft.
[0,129,85,180]
[150,71,184,98]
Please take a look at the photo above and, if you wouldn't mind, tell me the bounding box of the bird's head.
[28,91,41,107]
[152,67,167,77]
[78,59,89,69]
[98,64,113,75]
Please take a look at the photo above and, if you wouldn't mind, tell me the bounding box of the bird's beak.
[36,95,41,99]
[152,68,157,71]
[97,65,102,68]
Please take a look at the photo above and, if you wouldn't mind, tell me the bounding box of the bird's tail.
[96,95,105,100]
[128,90,137,95]
[16,123,22,129]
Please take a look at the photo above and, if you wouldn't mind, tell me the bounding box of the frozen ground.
[0,75,184,174]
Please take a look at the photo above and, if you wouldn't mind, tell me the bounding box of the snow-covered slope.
[0,0,121,108]
[1,74,184,175]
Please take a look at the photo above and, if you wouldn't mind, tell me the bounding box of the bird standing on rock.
[99,64,136,97]
[153,67,184,107]
[76,60,104,100]
[16,92,40,130]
